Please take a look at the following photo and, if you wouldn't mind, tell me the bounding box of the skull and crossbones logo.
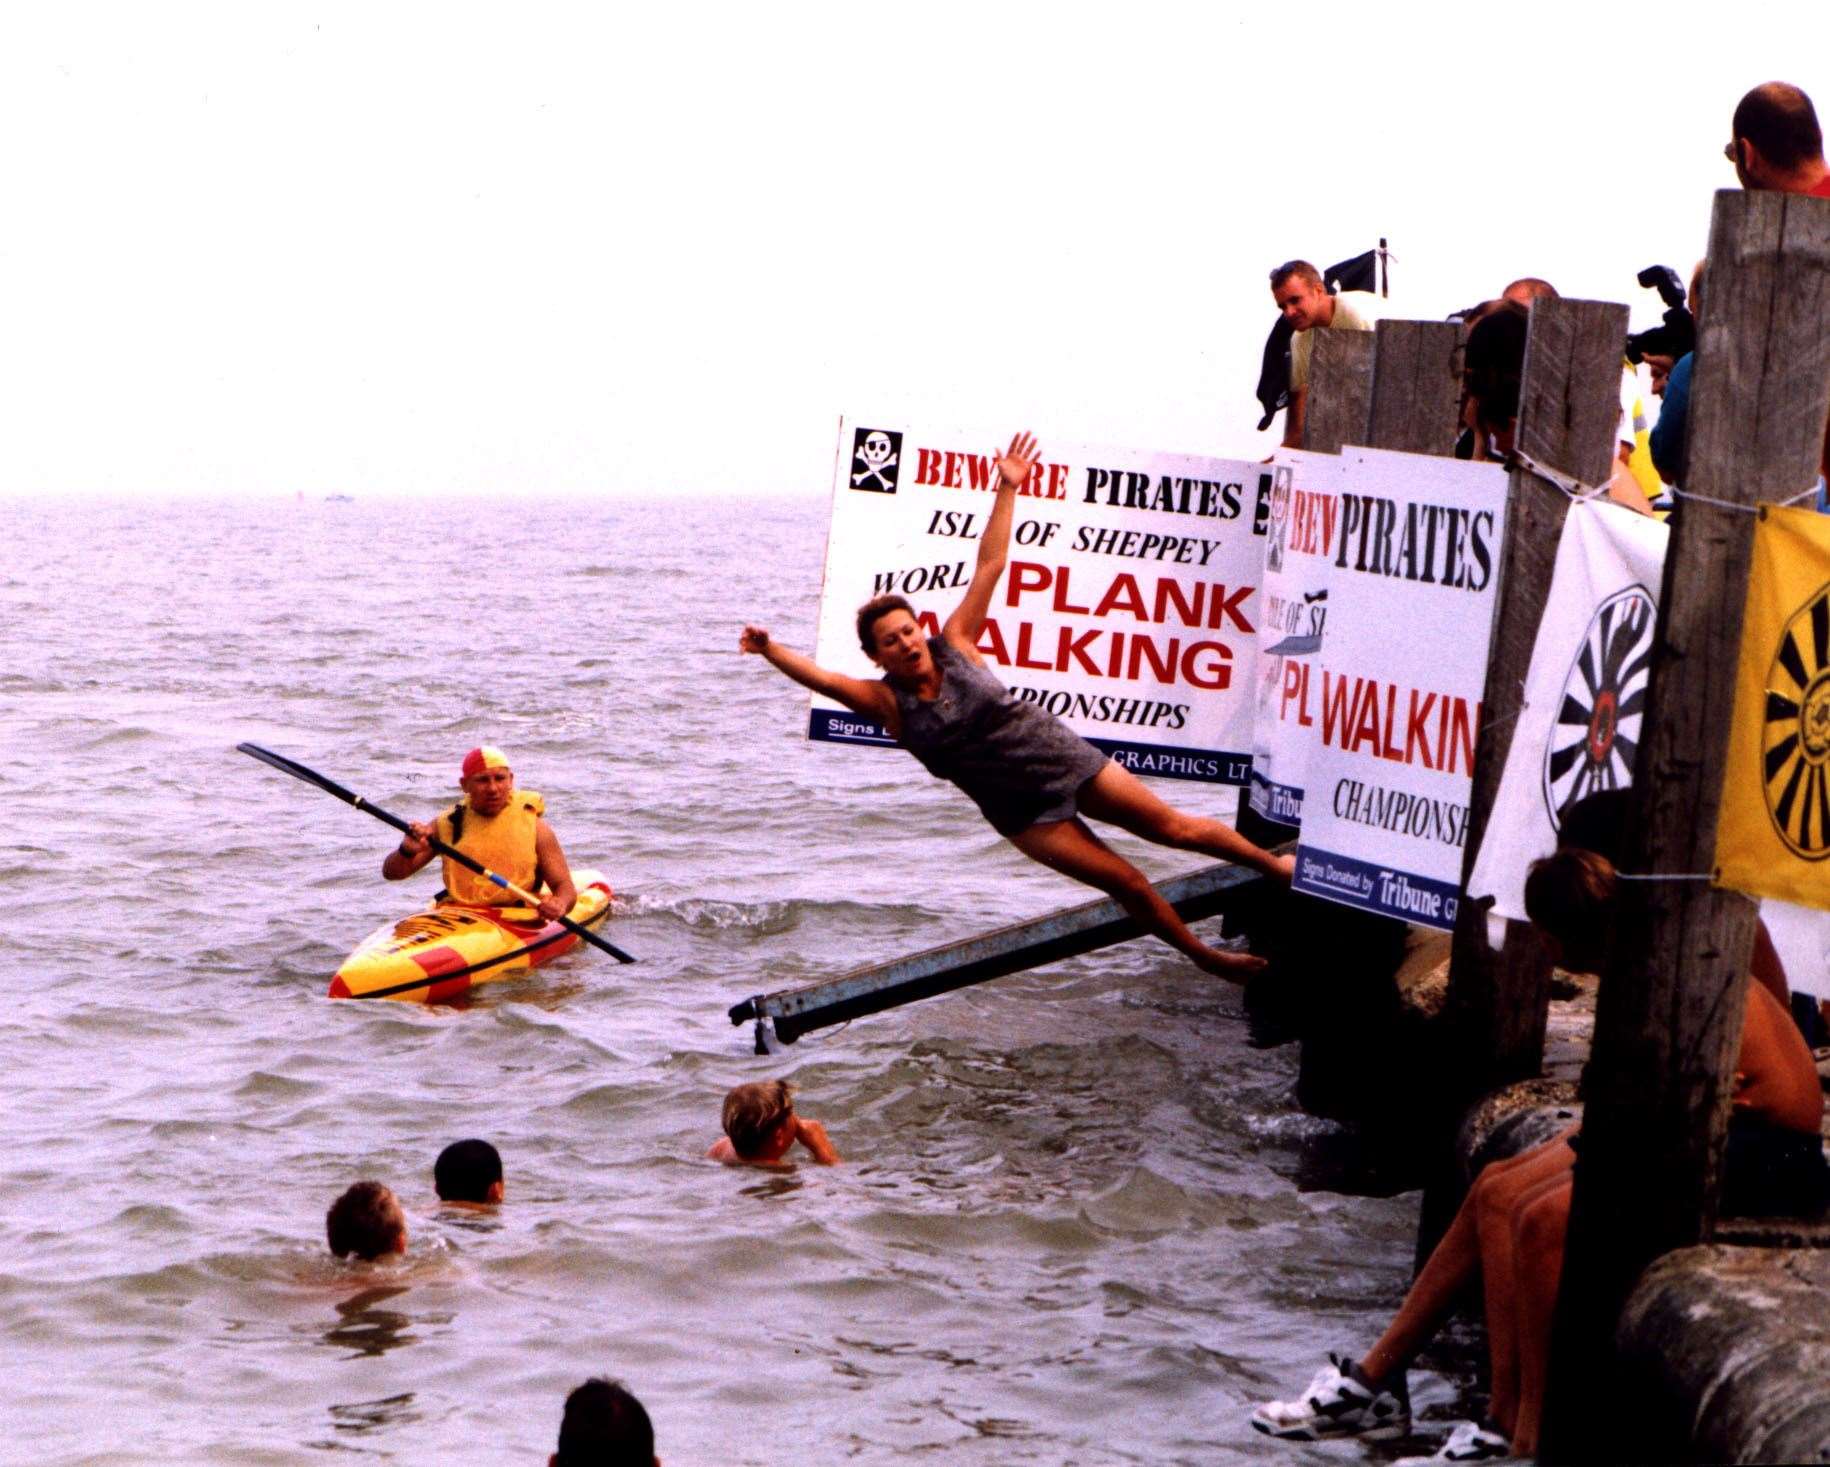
[852,430,898,491]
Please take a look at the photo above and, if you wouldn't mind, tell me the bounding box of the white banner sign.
[1250,449,1350,825]
[1290,448,1510,929]
[811,417,1277,783]
[1466,499,1666,922]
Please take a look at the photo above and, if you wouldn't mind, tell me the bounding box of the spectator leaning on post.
[1270,261,1380,449]
[1496,274,1662,504]
[1727,82,1830,197]
[1462,302,1653,518]
[1726,81,1830,492]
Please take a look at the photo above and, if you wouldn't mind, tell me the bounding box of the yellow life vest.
[435,790,545,905]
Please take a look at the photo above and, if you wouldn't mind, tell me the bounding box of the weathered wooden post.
[1287,319,1461,1112]
[1365,319,1463,455]
[1541,189,1830,1461]
[1445,299,1629,1088]
[1302,317,1462,459]
[1300,329,1375,453]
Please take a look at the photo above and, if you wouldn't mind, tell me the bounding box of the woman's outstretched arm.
[942,431,1038,655]
[740,626,897,727]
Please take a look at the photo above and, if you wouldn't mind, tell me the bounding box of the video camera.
[1624,264,1695,364]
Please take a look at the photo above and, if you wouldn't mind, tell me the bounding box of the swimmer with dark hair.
[552,1376,658,1467]
[434,1138,504,1207]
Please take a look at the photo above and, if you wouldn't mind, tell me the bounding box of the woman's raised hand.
[739,625,771,654]
[995,431,1039,492]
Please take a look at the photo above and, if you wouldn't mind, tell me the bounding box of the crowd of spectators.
[1271,81,1830,508]
[1256,80,1830,1464]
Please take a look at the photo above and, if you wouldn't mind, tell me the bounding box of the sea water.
[1,495,1454,1464]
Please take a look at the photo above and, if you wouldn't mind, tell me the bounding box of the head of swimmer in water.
[551,1376,657,1467]
[856,594,931,683]
[434,1138,504,1205]
[722,1079,798,1162]
[458,745,515,816]
[326,1180,408,1261]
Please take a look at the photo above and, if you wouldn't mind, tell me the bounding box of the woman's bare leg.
[1357,1188,1482,1386]
[1504,1174,1573,1455]
[1009,817,1266,978]
[1475,1140,1577,1435]
[1358,1129,1578,1389]
[1075,762,1293,879]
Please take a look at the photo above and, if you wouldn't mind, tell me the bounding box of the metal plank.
[727,857,1280,1044]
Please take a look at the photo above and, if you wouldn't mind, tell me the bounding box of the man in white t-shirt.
[1271,260,1380,448]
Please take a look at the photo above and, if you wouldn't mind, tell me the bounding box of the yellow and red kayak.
[329,870,615,1002]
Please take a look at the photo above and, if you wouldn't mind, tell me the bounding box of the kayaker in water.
[740,432,1291,980]
[383,746,577,923]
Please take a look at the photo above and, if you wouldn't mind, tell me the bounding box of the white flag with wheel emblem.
[1466,499,1668,924]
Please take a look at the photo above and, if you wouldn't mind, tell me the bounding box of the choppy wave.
[614,891,937,935]
[3,496,1436,1467]
[73,723,162,749]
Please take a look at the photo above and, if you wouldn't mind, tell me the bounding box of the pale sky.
[2,4,1822,498]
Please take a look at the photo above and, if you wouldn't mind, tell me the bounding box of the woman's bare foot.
[1192,946,1270,981]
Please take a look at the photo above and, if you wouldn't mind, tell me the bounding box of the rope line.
[1667,483,1819,514]
[1508,449,1602,501]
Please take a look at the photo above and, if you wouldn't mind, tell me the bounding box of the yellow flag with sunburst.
[1717,504,1830,907]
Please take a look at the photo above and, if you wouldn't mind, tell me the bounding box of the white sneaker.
[1249,1353,1410,1441]
[1394,1419,1514,1463]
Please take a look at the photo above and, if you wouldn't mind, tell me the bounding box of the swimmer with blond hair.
[708,1080,839,1166]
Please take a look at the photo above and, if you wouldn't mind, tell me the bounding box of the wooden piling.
[1365,319,1463,455]
[1445,298,1629,1090]
[1300,329,1374,453]
[1541,190,1830,1462]
[1287,319,1461,1116]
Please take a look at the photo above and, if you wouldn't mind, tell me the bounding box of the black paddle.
[236,742,636,964]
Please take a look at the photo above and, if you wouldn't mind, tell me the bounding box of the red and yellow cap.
[460,746,511,779]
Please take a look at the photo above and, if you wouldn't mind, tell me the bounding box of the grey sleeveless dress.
[889,637,1111,837]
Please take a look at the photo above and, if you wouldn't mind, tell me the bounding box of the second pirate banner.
[1289,448,1509,929]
